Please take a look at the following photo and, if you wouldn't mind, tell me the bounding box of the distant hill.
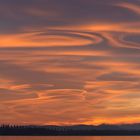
[1,124,140,136]
[39,123,140,130]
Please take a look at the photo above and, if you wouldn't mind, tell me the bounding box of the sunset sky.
[0,0,140,125]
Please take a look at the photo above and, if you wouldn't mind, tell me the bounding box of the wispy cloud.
[0,0,140,125]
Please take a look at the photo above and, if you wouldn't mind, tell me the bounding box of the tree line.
[0,124,140,136]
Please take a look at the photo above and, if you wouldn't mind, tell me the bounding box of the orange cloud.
[0,31,94,47]
[0,0,140,125]
[116,2,140,15]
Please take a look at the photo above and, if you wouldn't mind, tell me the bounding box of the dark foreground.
[1,125,140,136]
[0,136,140,140]
[1,130,140,136]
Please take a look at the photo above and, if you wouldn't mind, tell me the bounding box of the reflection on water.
[0,136,140,140]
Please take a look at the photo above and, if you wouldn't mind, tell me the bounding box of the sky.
[0,0,140,125]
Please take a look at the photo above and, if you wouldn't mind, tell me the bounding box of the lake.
[0,136,140,140]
